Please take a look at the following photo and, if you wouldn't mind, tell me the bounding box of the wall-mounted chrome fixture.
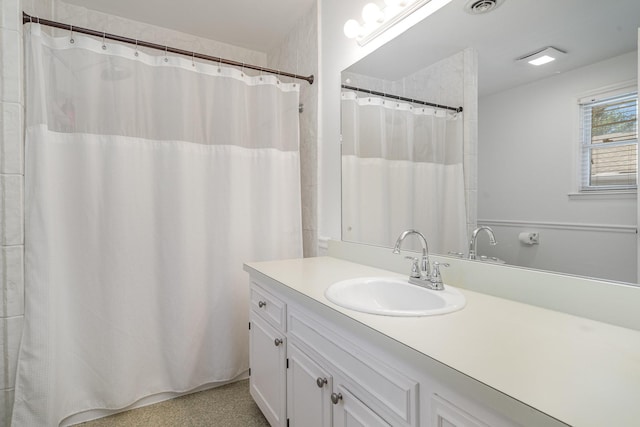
[516,46,567,66]
[344,0,452,46]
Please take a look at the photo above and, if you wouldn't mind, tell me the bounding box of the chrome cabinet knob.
[258,301,267,308]
[316,377,328,388]
[274,338,283,346]
[330,392,343,404]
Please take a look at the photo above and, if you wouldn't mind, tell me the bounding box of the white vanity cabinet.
[286,338,399,427]
[249,283,287,427]
[286,305,419,427]
[245,256,639,427]
[249,278,419,427]
[286,342,400,427]
[286,342,332,427]
[247,276,510,427]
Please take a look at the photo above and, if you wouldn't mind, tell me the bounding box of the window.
[579,89,638,191]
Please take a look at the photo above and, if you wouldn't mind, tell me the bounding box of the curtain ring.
[69,25,75,44]
[164,46,168,62]
[101,32,106,50]
[241,62,245,77]
[192,52,195,67]
[134,39,139,57]
[217,57,222,73]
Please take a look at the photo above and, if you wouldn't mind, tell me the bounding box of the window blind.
[580,91,638,190]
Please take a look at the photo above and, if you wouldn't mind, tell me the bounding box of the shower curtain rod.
[22,12,315,85]
[342,84,462,113]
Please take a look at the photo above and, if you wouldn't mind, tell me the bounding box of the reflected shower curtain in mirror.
[13,24,302,426]
[341,92,467,253]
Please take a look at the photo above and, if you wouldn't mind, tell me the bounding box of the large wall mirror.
[341,0,639,284]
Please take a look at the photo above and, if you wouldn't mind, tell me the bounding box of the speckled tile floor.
[75,379,270,427]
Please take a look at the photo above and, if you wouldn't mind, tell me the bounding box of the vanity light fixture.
[516,46,567,66]
[344,0,452,46]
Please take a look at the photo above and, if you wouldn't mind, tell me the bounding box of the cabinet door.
[287,342,332,427]
[332,385,391,427]
[250,314,287,427]
[431,395,490,427]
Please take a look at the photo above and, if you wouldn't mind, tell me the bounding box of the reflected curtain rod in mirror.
[341,84,463,112]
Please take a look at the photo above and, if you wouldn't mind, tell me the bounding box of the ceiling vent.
[465,0,504,14]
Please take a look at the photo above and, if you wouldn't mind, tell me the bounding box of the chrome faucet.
[393,229,434,288]
[468,226,497,260]
[393,229,430,278]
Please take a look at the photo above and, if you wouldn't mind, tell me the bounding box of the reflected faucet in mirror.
[469,226,497,260]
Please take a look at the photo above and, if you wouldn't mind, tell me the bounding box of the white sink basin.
[324,277,465,317]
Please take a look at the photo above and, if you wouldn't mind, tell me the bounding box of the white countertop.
[244,256,640,427]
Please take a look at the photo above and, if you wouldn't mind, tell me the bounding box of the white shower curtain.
[341,91,467,253]
[13,24,302,426]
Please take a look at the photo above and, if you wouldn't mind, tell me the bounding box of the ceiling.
[62,0,316,52]
[346,0,640,96]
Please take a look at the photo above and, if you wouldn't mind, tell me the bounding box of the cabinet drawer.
[288,308,418,427]
[251,282,286,331]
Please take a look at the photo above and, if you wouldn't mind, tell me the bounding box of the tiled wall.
[462,48,478,240]
[267,3,318,257]
[1,0,24,423]
[2,1,307,425]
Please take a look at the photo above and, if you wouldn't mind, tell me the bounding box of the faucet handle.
[404,256,421,278]
[432,261,450,272]
[430,262,450,289]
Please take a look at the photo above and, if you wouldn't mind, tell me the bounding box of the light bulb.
[343,19,362,39]
[362,3,384,24]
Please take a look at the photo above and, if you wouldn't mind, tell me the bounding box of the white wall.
[477,52,638,283]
